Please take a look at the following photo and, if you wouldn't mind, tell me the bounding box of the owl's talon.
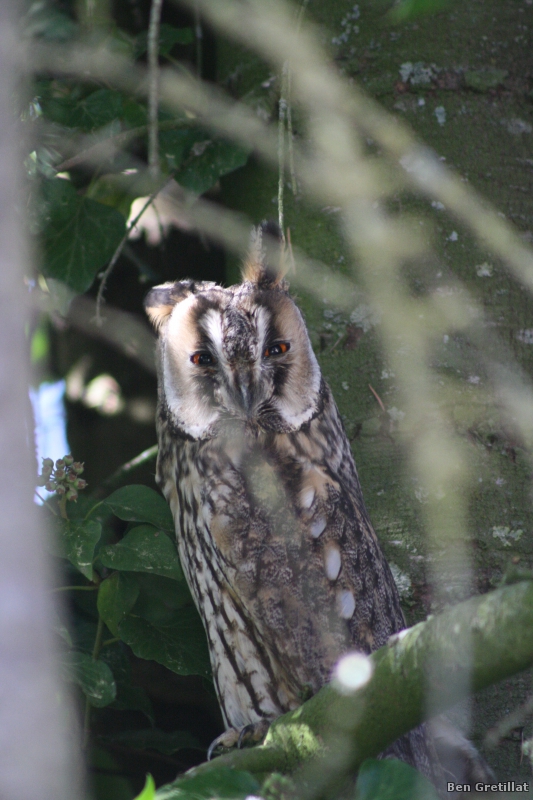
[207,728,240,761]
[238,719,270,749]
[207,720,270,760]
[237,723,255,749]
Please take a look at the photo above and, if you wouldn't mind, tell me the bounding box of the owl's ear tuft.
[144,280,203,332]
[242,221,288,290]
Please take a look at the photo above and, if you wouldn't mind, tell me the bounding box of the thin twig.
[286,0,309,197]
[278,60,288,233]
[148,0,164,178]
[368,383,386,413]
[95,174,174,325]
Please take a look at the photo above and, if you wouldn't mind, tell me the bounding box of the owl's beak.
[231,367,255,417]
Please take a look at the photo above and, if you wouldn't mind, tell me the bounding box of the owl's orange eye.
[191,352,215,366]
[263,342,290,358]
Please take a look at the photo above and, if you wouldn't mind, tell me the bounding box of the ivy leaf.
[156,767,260,800]
[104,485,174,531]
[99,525,183,581]
[175,139,250,195]
[118,607,211,678]
[49,517,102,580]
[74,89,124,131]
[101,728,201,755]
[41,178,126,293]
[97,638,155,723]
[61,651,116,708]
[354,759,440,800]
[97,573,140,637]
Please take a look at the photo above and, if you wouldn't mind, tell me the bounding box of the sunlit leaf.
[104,485,174,531]
[133,775,156,800]
[156,767,260,800]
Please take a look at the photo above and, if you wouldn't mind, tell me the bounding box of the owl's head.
[145,223,322,439]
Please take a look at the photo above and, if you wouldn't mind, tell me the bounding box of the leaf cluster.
[27,4,249,296]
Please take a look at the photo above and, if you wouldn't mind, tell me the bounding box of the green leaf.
[41,178,126,293]
[39,88,123,132]
[62,651,116,708]
[104,485,174,531]
[159,128,202,172]
[98,573,140,637]
[132,574,194,626]
[75,89,124,131]
[354,759,440,800]
[97,639,155,723]
[118,607,211,678]
[99,525,183,581]
[176,139,250,195]
[135,24,194,58]
[101,728,201,755]
[134,775,156,800]
[49,517,102,580]
[156,767,260,800]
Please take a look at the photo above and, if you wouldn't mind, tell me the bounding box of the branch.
[147,0,164,177]
[185,580,533,786]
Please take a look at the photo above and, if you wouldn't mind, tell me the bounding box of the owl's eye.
[263,342,290,358]
[191,352,215,366]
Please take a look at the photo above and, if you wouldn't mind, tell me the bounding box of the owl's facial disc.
[159,285,321,438]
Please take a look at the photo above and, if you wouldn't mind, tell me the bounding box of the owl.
[145,222,492,790]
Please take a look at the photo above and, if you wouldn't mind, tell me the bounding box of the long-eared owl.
[145,223,491,788]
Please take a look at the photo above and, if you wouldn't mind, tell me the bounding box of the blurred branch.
[0,2,86,797]
[185,580,533,788]
[66,295,156,373]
